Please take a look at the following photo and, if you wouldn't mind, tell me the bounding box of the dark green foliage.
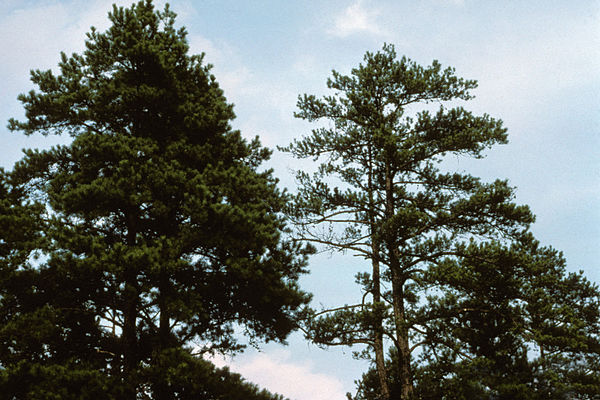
[2,1,308,398]
[0,169,116,398]
[0,169,44,269]
[353,237,600,399]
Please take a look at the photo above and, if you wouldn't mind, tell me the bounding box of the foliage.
[284,43,598,399]
[354,238,600,399]
[1,1,308,398]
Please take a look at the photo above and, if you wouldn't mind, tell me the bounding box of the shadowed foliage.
[1,1,309,398]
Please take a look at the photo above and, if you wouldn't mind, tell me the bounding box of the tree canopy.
[283,44,600,399]
[1,2,598,399]
[1,1,309,398]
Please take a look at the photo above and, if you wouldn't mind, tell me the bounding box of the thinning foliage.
[283,44,599,399]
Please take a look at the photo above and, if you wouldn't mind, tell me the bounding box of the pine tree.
[283,44,536,399]
[355,237,600,399]
[2,1,310,398]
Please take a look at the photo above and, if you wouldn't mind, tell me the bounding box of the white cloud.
[442,0,465,5]
[0,0,137,93]
[292,55,319,78]
[187,34,256,99]
[459,14,600,122]
[328,0,384,38]
[209,350,347,400]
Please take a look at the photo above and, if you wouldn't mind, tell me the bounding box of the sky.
[1,0,599,398]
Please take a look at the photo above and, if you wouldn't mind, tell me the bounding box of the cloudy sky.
[1,0,598,398]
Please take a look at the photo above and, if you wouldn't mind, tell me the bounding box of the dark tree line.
[1,1,598,399]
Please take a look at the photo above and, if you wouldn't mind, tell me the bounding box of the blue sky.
[1,0,599,398]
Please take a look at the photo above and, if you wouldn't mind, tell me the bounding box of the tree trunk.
[159,267,171,349]
[384,163,413,399]
[123,212,139,400]
[155,266,173,400]
[390,269,412,399]
[123,273,138,399]
[371,253,390,400]
[368,144,390,400]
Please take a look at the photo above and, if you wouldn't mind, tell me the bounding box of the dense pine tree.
[1,1,308,398]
